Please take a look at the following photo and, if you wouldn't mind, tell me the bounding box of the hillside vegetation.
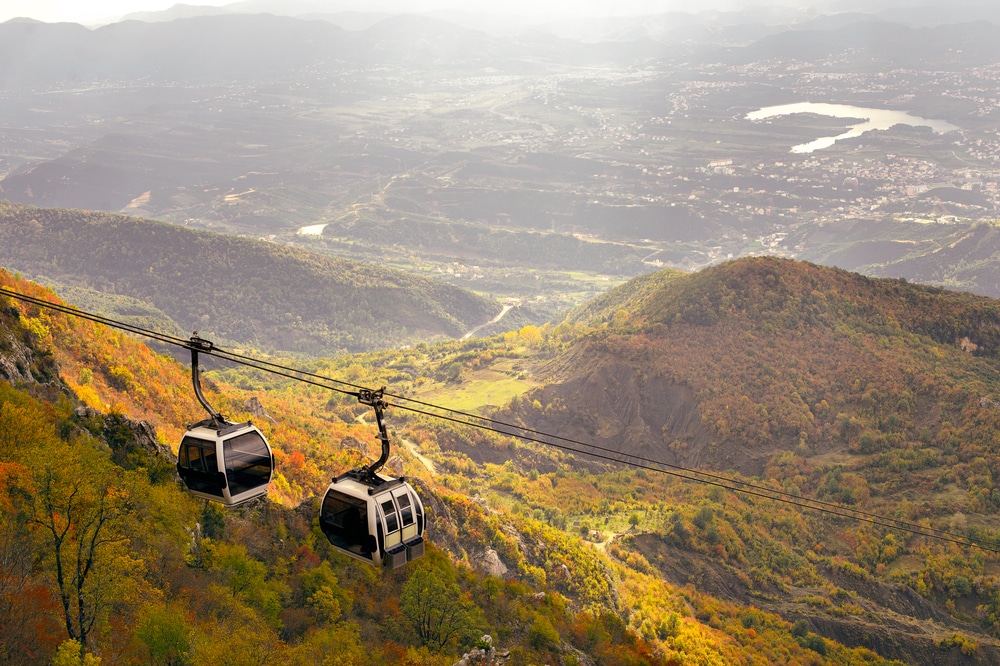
[482,257,1000,661]
[0,269,909,664]
[533,256,1000,469]
[0,201,502,354]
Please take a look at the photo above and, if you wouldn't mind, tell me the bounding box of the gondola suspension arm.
[187,334,225,427]
[358,387,390,478]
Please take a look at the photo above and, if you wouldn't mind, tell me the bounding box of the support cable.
[0,284,995,553]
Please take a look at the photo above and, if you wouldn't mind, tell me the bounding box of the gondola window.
[321,491,374,561]
[397,492,414,527]
[178,436,224,497]
[223,431,272,496]
[381,499,400,534]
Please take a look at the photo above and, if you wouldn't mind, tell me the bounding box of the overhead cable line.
[0,286,365,398]
[389,402,997,552]
[384,392,975,546]
[0,285,995,553]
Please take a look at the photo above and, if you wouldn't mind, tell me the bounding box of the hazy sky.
[0,0,780,26]
[4,0,978,26]
[0,0,226,24]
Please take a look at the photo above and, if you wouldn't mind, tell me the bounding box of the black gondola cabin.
[177,420,274,505]
[320,472,425,568]
[176,335,274,506]
[319,387,425,568]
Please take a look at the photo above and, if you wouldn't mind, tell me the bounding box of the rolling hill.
[797,222,1000,301]
[520,256,1000,473]
[729,19,1000,68]
[0,201,501,354]
[490,256,1000,661]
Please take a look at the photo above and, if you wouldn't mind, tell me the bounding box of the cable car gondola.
[176,336,274,506]
[320,389,425,568]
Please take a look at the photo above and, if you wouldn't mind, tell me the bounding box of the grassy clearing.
[414,365,539,413]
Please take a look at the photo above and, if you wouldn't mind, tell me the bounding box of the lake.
[745,102,959,153]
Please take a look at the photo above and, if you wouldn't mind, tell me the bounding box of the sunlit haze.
[1,0,229,24]
[0,0,839,26]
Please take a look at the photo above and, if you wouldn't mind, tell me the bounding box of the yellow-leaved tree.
[0,382,148,656]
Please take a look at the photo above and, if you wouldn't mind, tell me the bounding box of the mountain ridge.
[511,257,1000,474]
[493,256,1000,660]
[6,11,1000,91]
[0,201,502,354]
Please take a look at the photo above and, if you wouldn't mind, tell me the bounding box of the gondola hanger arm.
[186,334,225,426]
[356,387,390,477]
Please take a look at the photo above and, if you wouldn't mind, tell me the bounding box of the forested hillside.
[539,256,1000,471]
[0,269,909,664]
[495,257,1000,661]
[0,201,502,354]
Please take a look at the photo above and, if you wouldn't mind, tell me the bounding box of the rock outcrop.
[452,635,508,666]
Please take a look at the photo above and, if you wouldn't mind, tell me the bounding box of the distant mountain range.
[0,12,658,89]
[730,18,1000,67]
[5,9,1000,91]
[112,1,1000,37]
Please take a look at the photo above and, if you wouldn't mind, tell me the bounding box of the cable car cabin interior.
[320,473,425,568]
[177,420,274,506]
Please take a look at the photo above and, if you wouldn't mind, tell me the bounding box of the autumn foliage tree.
[401,556,484,651]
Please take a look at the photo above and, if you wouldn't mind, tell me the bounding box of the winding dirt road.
[462,303,516,340]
